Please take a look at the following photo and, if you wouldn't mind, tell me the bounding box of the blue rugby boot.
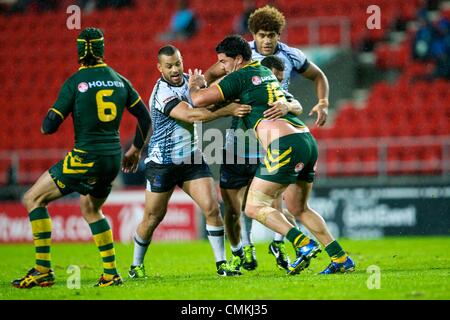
[320,256,356,274]
[287,239,321,275]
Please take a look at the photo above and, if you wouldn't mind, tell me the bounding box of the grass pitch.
[1,237,449,300]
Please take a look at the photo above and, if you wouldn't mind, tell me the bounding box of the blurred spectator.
[412,14,436,61]
[158,0,198,41]
[431,16,450,79]
[1,0,133,14]
[96,0,133,10]
[233,0,255,35]
[2,0,58,13]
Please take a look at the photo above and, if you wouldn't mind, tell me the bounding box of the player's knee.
[224,205,240,222]
[22,190,41,211]
[285,201,307,217]
[142,208,166,229]
[202,202,220,220]
[244,206,257,219]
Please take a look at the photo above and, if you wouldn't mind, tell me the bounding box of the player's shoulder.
[277,41,304,55]
[110,68,134,87]
[150,77,176,101]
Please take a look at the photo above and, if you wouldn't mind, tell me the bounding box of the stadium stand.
[0,0,448,185]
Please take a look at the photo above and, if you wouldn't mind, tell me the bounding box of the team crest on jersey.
[251,76,262,85]
[294,162,304,173]
[78,82,89,93]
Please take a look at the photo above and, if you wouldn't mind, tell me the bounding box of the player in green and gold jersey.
[189,35,355,275]
[11,27,151,288]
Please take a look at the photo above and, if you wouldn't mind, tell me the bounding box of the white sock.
[231,241,243,256]
[240,211,253,246]
[206,224,226,263]
[273,232,284,242]
[132,232,151,266]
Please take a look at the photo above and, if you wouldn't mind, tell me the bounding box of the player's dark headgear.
[215,35,252,61]
[77,27,104,63]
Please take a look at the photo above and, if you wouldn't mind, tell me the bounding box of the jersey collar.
[78,63,107,70]
[242,60,260,69]
[160,74,186,87]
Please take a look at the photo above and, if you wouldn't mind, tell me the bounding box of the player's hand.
[225,103,252,117]
[188,68,207,89]
[309,99,329,127]
[122,144,141,173]
[263,101,289,120]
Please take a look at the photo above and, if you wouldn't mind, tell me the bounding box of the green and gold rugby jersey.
[51,63,141,155]
[216,60,306,134]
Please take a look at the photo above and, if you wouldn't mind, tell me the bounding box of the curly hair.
[248,5,286,35]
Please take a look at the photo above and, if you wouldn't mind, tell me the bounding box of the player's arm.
[300,61,329,127]
[169,101,250,123]
[204,61,227,86]
[263,91,303,120]
[122,99,152,173]
[127,99,151,150]
[41,108,64,134]
[41,78,75,134]
[189,69,241,109]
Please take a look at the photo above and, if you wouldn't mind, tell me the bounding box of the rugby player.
[12,27,151,288]
[190,35,355,275]
[204,6,346,273]
[128,45,250,278]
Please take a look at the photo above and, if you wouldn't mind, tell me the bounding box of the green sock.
[325,240,346,260]
[89,218,118,280]
[29,207,52,273]
[286,228,309,247]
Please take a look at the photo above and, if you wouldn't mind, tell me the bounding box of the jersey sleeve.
[215,71,242,102]
[119,75,142,110]
[283,90,294,102]
[289,47,310,74]
[51,78,75,120]
[152,82,182,116]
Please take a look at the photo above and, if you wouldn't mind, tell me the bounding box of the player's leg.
[221,186,249,271]
[268,195,293,270]
[75,152,124,286]
[245,177,320,275]
[80,194,122,286]
[11,171,64,288]
[128,160,177,278]
[284,181,355,274]
[221,187,244,246]
[129,188,174,279]
[183,176,240,276]
[220,161,256,271]
[238,183,258,270]
[248,132,323,274]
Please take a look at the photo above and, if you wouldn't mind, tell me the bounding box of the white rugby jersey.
[249,40,309,91]
[146,74,199,164]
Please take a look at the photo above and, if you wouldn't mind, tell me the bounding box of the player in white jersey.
[128,45,251,278]
[204,6,354,275]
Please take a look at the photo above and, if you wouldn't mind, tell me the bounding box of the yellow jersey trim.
[50,108,64,120]
[215,84,225,101]
[79,63,107,70]
[242,60,260,69]
[128,97,141,109]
